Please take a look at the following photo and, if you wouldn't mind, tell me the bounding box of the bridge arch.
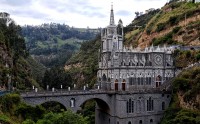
[25,97,69,110]
[41,101,67,112]
[22,93,112,114]
[79,97,110,113]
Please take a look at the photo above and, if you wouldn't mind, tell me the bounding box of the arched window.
[102,74,107,82]
[122,79,126,83]
[128,121,131,124]
[146,76,152,85]
[147,97,154,111]
[129,99,132,113]
[127,98,134,113]
[156,75,162,87]
[115,79,119,91]
[129,77,133,85]
[150,119,153,123]
[139,120,142,124]
[138,77,140,85]
[137,100,142,112]
[141,76,144,85]
[162,102,165,110]
[129,61,131,66]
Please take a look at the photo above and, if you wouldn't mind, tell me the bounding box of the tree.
[42,67,72,89]
[135,11,140,18]
[36,111,88,124]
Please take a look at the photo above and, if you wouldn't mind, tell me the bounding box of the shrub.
[156,23,166,32]
[172,26,181,34]
[172,78,190,92]
[152,32,176,46]
[0,94,21,113]
[15,103,46,121]
[169,16,179,26]
[22,119,35,124]
[36,111,89,124]
[185,51,191,58]
[195,53,200,61]
[146,29,151,35]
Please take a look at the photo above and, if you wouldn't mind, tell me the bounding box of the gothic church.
[95,5,175,124]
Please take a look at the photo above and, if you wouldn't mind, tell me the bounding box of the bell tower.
[98,4,124,90]
[101,4,123,52]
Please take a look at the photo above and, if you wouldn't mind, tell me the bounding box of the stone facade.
[96,5,175,124]
[97,6,175,92]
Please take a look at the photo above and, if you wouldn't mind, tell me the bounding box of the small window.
[139,120,142,124]
[162,102,165,110]
[147,97,154,111]
[128,121,131,124]
[150,119,153,123]
[127,99,134,113]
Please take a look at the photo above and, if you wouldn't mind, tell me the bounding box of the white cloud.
[0,0,167,28]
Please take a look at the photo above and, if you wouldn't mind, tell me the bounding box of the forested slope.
[0,15,39,90]
[22,23,99,67]
[124,1,200,49]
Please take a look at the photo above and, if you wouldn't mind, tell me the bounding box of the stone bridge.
[20,88,170,124]
[21,90,115,113]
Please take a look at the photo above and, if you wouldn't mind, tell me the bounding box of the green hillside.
[64,35,100,88]
[0,14,39,90]
[124,1,200,48]
[22,23,100,67]
[161,66,200,124]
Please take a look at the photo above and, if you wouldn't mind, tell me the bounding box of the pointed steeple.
[110,3,115,25]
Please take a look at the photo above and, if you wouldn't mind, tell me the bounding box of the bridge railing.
[20,89,117,97]
[20,87,172,97]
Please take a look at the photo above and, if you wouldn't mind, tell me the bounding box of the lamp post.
[61,85,63,93]
[7,74,11,91]
[16,82,17,90]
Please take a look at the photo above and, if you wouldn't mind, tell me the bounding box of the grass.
[147,2,200,32]
[125,29,140,39]
[36,38,82,49]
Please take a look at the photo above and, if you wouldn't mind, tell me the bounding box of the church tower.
[98,4,124,90]
[101,4,123,52]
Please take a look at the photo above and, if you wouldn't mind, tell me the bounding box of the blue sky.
[0,0,168,28]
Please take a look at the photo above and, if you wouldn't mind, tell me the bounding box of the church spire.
[110,3,115,25]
